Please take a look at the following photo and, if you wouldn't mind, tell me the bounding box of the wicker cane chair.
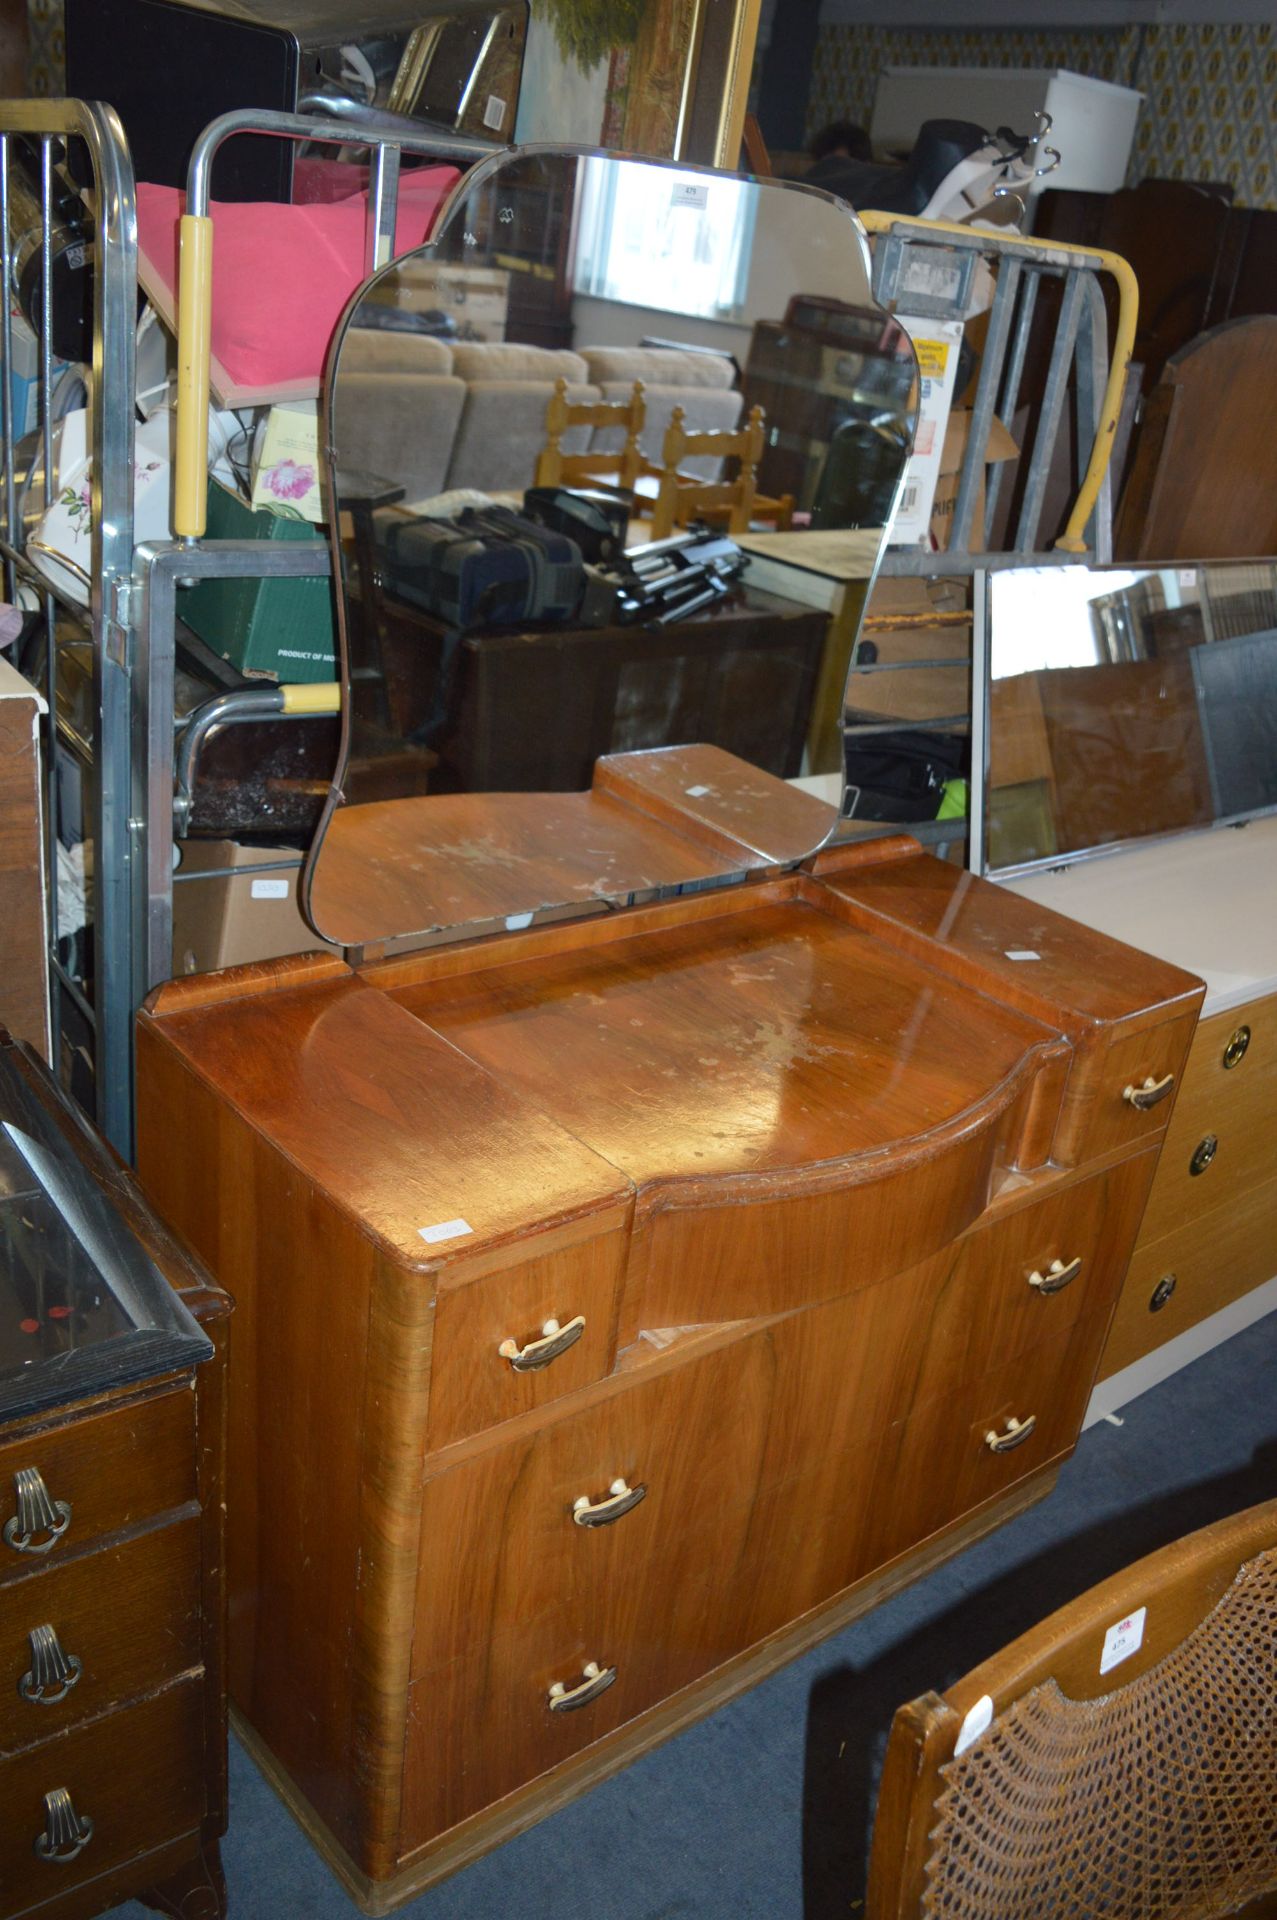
[866,1498,1277,1920]
[533,376,649,491]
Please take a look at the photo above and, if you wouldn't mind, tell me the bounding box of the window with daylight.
[572,157,757,321]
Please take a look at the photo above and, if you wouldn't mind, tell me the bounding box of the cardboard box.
[930,410,1019,553]
[889,315,964,546]
[172,839,340,977]
[179,480,335,683]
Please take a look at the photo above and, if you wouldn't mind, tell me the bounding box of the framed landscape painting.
[514,0,760,167]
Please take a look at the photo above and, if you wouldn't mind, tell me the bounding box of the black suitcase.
[379,505,584,631]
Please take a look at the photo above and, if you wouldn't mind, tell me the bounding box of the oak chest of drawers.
[135,843,1202,1912]
[0,1032,230,1920]
[1099,989,1277,1377]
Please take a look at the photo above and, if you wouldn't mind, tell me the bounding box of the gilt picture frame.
[514,0,761,168]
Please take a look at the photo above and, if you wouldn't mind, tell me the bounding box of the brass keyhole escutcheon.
[1222,1025,1251,1070]
[1189,1134,1218,1177]
[1149,1273,1177,1313]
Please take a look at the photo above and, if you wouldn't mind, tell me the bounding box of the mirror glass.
[985,561,1277,875]
[307,145,917,950]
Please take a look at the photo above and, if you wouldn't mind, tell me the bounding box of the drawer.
[1100,1171,1277,1379]
[901,1149,1158,1414]
[1138,999,1277,1246]
[0,1676,205,1911]
[1055,1012,1199,1168]
[426,1220,629,1453]
[864,1309,1110,1570]
[415,1245,984,1681]
[0,1387,198,1583]
[0,1516,201,1756]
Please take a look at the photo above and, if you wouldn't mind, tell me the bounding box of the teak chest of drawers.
[0,1034,230,1920]
[135,842,1203,1912]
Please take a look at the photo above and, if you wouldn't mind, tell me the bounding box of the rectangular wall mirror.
[984,560,1277,877]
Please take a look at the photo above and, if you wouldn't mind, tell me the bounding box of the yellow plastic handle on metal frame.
[279,683,342,716]
[858,210,1139,556]
[175,213,214,540]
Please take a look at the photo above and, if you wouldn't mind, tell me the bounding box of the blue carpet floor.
[115,1310,1277,1920]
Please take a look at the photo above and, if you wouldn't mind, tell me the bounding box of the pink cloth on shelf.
[136,165,461,398]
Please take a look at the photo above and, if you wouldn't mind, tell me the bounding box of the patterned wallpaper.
[806,20,1277,210]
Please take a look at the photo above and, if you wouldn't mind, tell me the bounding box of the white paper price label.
[1100,1605,1146,1676]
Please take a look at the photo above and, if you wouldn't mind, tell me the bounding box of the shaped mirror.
[984,560,1277,875]
[306,145,917,951]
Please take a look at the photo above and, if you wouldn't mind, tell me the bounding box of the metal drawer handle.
[34,1787,94,1864]
[4,1469,72,1556]
[19,1625,83,1706]
[1190,1134,1218,1177]
[498,1315,585,1373]
[1150,1273,1178,1313]
[1027,1257,1082,1296]
[985,1414,1037,1455]
[1123,1073,1175,1111]
[547,1661,617,1713]
[572,1479,647,1528]
[1222,1025,1250,1069]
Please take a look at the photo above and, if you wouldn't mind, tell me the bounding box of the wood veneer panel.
[811,850,1203,1034]
[865,1309,1113,1571]
[1100,1171,1277,1378]
[1138,996,1277,1246]
[0,1388,196,1584]
[390,894,1059,1187]
[426,1219,632,1451]
[0,1515,202,1756]
[139,970,633,1272]
[137,1026,381,1872]
[0,1678,205,1912]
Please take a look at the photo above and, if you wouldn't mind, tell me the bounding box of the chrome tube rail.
[0,99,137,1151]
[135,105,493,1041]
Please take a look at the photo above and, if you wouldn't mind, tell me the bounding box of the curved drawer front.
[1138,996,1277,1246]
[0,1518,201,1755]
[0,1389,197,1584]
[616,1059,1059,1341]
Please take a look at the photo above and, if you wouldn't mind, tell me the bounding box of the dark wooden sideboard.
[135,830,1203,1912]
[0,1032,230,1920]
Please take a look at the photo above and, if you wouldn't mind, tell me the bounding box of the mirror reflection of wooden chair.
[648,403,795,539]
[534,376,648,490]
[866,1497,1277,1920]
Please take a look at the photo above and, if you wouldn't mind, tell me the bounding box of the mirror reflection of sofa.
[335,332,744,502]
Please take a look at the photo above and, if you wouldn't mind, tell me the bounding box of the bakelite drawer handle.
[4,1469,72,1556]
[572,1479,647,1528]
[498,1315,585,1373]
[1027,1257,1082,1296]
[985,1414,1037,1454]
[34,1787,94,1864]
[1123,1073,1175,1111]
[547,1660,617,1713]
[19,1625,83,1706]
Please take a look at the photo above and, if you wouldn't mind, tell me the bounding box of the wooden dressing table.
[135,772,1202,1911]
[135,146,1206,1910]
